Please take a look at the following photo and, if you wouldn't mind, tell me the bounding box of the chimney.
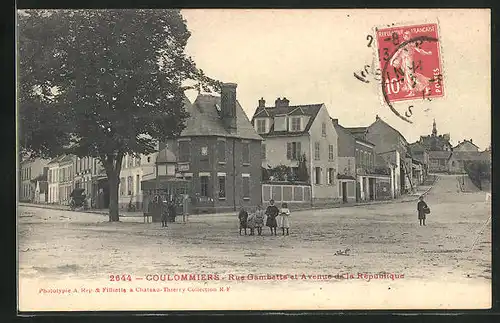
[282,97,290,107]
[376,115,380,120]
[275,97,281,107]
[332,118,338,125]
[221,83,237,131]
[470,139,473,143]
[258,97,265,108]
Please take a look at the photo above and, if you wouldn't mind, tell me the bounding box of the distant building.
[19,158,50,202]
[346,115,413,196]
[449,151,490,174]
[334,118,392,202]
[58,155,75,205]
[253,97,340,205]
[453,139,479,152]
[409,141,429,183]
[428,151,452,172]
[168,83,263,213]
[419,119,452,152]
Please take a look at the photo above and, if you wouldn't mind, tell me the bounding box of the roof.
[452,151,490,161]
[252,103,323,137]
[344,127,368,140]
[370,118,408,144]
[428,151,452,159]
[58,155,74,165]
[333,120,376,147]
[156,147,177,164]
[453,140,480,150]
[409,142,428,153]
[419,135,452,151]
[181,95,262,141]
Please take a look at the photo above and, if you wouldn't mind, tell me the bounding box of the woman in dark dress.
[265,199,279,235]
[417,195,430,226]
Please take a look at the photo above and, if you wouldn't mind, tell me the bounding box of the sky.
[181,9,491,150]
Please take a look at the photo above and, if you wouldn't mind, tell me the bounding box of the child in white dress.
[278,202,291,236]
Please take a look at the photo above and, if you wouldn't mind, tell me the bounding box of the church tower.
[432,119,437,137]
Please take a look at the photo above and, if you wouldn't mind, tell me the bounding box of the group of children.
[238,199,291,236]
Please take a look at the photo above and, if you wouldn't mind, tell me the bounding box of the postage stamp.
[375,22,444,104]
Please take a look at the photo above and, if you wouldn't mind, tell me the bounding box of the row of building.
[19,83,490,213]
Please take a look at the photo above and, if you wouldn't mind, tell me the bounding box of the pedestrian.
[182,194,190,223]
[278,202,291,235]
[265,199,279,235]
[160,196,168,228]
[238,206,249,236]
[168,197,177,223]
[417,195,430,226]
[254,205,265,236]
[247,209,256,236]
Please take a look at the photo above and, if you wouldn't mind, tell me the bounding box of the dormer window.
[256,119,267,133]
[290,117,302,132]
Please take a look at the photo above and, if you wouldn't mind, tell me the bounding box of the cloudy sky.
[182,9,490,150]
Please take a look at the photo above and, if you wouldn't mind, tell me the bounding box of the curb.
[19,185,435,217]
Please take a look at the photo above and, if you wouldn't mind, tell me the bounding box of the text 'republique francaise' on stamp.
[374,22,445,123]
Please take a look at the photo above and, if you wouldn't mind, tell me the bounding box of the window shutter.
[287,143,292,160]
[297,142,302,158]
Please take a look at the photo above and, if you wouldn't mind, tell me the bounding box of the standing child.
[278,202,291,235]
[417,195,430,226]
[265,199,279,235]
[238,207,249,235]
[247,209,256,236]
[254,205,265,236]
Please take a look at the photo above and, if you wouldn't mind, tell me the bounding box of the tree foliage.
[18,9,220,220]
[464,160,491,191]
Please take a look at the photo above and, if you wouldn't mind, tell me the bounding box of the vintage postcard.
[17,9,491,311]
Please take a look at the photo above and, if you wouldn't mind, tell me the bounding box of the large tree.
[18,9,219,221]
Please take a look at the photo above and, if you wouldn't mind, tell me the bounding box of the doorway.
[341,182,348,203]
[368,178,375,200]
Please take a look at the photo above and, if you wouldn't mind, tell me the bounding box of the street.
[18,174,491,310]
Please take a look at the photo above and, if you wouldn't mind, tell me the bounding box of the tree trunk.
[108,174,120,221]
[102,153,124,222]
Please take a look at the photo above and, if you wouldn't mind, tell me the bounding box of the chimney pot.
[332,118,338,125]
[470,139,473,143]
[376,115,380,120]
[258,97,265,108]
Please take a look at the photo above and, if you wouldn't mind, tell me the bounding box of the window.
[328,144,334,161]
[314,142,320,160]
[128,156,133,168]
[127,176,133,195]
[201,146,209,161]
[218,176,226,199]
[287,142,301,160]
[322,122,327,136]
[242,142,250,164]
[439,159,445,166]
[348,159,352,173]
[178,141,191,162]
[242,177,250,199]
[327,168,335,185]
[315,167,322,185]
[261,143,266,160]
[256,119,266,133]
[93,159,97,174]
[200,176,209,197]
[291,117,301,131]
[217,140,226,163]
[136,157,141,166]
[147,157,151,163]
[120,177,125,196]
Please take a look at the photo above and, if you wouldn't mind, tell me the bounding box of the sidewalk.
[19,184,433,218]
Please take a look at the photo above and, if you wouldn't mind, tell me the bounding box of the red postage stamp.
[376,23,444,103]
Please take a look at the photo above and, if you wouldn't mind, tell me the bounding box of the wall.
[309,105,339,203]
[366,120,407,157]
[335,125,355,157]
[429,158,449,172]
[338,157,356,177]
[262,183,311,209]
[262,134,310,169]
[447,156,465,174]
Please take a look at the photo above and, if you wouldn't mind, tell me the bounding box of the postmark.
[375,22,444,122]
